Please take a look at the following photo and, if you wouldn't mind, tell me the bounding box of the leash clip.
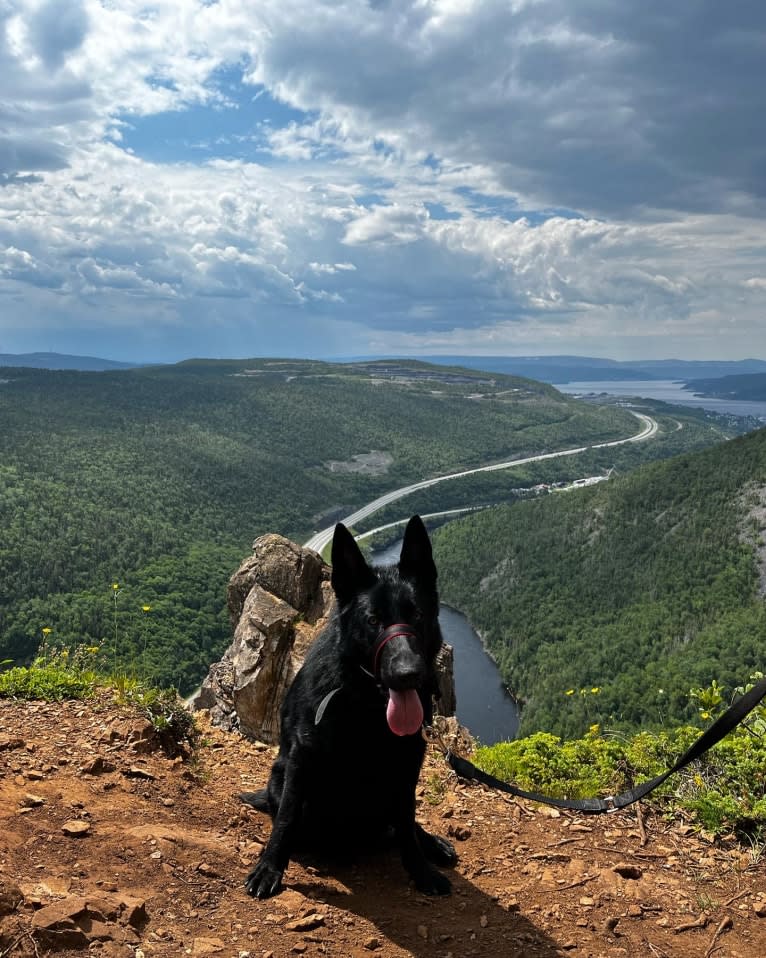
[603,795,619,813]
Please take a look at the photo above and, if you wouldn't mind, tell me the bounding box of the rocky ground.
[1,693,765,958]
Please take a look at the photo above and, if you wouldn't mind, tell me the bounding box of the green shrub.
[0,661,95,700]
[475,678,766,842]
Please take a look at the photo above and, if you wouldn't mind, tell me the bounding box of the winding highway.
[304,411,658,554]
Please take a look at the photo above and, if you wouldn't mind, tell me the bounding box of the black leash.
[445,674,766,814]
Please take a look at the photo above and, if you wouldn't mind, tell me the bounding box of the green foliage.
[0,643,97,700]
[475,687,766,841]
[0,661,94,700]
[476,729,626,798]
[433,426,766,737]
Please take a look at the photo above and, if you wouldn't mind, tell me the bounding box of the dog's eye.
[367,614,380,628]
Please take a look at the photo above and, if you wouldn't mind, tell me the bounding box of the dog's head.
[330,516,442,735]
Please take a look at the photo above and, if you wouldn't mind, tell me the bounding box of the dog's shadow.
[287,847,563,957]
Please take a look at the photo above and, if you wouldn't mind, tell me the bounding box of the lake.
[371,540,520,745]
[555,379,766,421]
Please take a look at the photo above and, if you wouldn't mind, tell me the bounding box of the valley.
[0,357,756,707]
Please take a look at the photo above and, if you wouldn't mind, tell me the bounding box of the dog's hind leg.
[239,789,270,813]
[415,823,458,867]
[244,746,308,899]
[241,754,287,818]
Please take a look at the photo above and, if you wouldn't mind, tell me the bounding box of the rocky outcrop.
[194,535,333,743]
[194,534,456,743]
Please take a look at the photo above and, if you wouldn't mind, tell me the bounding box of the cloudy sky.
[1,0,765,363]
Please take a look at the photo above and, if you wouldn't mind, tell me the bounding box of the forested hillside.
[433,427,766,738]
[0,358,640,692]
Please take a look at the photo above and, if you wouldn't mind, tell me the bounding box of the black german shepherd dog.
[242,515,457,899]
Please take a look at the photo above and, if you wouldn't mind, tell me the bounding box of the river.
[555,379,766,421]
[371,540,520,745]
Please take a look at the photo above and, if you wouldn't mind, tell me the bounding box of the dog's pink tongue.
[386,689,424,736]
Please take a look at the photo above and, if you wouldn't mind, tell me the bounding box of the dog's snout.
[380,635,427,691]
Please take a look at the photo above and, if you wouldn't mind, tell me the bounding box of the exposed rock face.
[194,534,456,743]
[194,534,333,743]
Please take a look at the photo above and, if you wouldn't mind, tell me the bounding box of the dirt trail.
[1,694,765,957]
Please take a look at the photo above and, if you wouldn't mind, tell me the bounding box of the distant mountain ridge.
[420,355,766,384]
[0,352,140,371]
[5,351,766,381]
[685,371,766,401]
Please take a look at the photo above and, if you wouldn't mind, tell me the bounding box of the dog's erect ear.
[399,515,437,586]
[331,523,377,606]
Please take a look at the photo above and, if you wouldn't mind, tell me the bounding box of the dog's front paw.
[412,863,451,896]
[417,827,458,867]
[244,861,284,899]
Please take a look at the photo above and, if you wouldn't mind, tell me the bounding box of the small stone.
[197,863,221,878]
[20,793,46,807]
[627,904,643,918]
[754,900,766,918]
[192,938,226,955]
[579,897,595,907]
[448,824,472,841]
[417,924,428,940]
[479,914,488,928]
[363,937,381,950]
[25,769,44,780]
[162,798,175,807]
[61,819,91,837]
[80,756,116,775]
[285,914,325,932]
[125,766,155,780]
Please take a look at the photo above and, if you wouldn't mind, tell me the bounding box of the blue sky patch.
[454,187,583,224]
[425,202,460,221]
[118,68,311,164]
